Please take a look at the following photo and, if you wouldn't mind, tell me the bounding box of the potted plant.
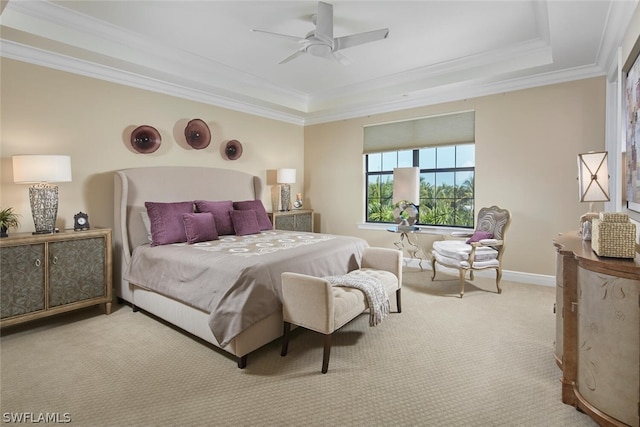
[0,207,20,238]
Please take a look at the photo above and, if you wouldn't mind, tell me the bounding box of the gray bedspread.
[124,230,368,346]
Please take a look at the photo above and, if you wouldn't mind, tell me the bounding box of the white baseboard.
[403,257,556,287]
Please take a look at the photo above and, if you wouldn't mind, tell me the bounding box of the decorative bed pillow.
[230,209,261,236]
[194,200,235,235]
[182,212,219,244]
[145,201,194,246]
[233,200,272,230]
[466,230,493,244]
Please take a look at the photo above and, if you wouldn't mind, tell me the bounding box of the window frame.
[365,144,475,229]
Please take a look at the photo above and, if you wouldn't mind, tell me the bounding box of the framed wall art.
[624,34,640,216]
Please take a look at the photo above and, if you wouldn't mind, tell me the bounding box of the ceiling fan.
[252,1,389,65]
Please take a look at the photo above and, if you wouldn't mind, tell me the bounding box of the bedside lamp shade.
[277,168,296,185]
[393,167,420,205]
[13,155,72,234]
[277,168,296,211]
[392,167,420,230]
[577,151,609,241]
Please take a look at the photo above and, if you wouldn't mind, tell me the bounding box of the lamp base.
[280,183,291,211]
[393,202,418,227]
[580,207,599,241]
[29,183,59,234]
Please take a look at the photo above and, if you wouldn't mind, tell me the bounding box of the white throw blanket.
[324,274,390,326]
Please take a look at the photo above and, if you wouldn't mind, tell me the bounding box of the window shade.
[363,111,475,154]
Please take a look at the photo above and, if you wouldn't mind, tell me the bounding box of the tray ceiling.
[1,0,637,124]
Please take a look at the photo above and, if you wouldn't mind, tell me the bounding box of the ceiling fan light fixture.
[306,43,332,57]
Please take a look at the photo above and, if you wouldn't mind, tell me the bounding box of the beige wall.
[305,78,606,276]
[0,58,304,233]
[0,58,607,278]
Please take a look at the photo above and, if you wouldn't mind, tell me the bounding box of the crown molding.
[1,40,307,125]
[1,37,608,127]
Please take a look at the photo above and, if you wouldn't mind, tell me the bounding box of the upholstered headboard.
[113,167,262,299]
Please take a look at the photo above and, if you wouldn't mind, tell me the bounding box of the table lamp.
[277,168,296,211]
[12,155,72,234]
[577,151,609,240]
[393,167,420,231]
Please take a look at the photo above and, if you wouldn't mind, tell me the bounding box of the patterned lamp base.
[29,183,59,234]
[280,183,291,211]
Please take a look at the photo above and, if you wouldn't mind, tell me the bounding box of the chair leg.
[321,333,332,374]
[395,288,402,313]
[431,257,437,281]
[281,321,291,357]
[459,269,466,298]
[496,268,503,294]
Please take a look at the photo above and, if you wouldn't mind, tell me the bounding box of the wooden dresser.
[553,231,639,427]
[0,228,112,327]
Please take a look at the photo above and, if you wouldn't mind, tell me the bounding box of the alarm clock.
[74,212,90,231]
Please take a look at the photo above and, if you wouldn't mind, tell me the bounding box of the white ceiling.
[1,0,637,125]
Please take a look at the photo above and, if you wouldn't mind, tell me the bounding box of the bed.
[113,166,368,368]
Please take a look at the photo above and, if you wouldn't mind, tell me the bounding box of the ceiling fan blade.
[334,28,389,51]
[251,29,305,44]
[314,1,334,45]
[279,48,306,64]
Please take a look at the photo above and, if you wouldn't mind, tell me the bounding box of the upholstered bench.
[280,247,402,373]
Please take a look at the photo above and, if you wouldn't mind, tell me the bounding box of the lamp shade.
[277,168,296,184]
[393,167,420,205]
[577,151,609,202]
[13,155,72,183]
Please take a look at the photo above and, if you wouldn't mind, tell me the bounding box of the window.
[366,144,475,228]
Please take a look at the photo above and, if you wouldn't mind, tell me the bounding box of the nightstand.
[0,228,112,327]
[268,210,313,232]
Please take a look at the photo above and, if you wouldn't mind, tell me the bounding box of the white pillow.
[140,211,152,242]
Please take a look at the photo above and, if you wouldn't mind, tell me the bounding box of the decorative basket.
[591,212,636,258]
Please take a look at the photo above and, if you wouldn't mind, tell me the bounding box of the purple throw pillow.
[230,209,261,236]
[233,200,273,231]
[194,200,235,235]
[466,230,493,244]
[182,212,219,244]
[145,201,194,246]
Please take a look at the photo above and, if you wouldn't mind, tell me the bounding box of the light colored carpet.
[1,269,597,426]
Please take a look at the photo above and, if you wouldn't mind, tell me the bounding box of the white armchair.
[431,206,511,298]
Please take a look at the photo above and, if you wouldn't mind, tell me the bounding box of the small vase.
[0,226,8,238]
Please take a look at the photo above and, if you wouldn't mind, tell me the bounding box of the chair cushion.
[432,239,498,262]
[433,251,500,269]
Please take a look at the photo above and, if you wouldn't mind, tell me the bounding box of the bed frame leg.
[131,304,139,312]
[238,355,247,369]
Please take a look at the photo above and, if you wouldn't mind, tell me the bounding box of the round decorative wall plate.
[131,125,161,154]
[184,118,211,149]
[225,139,243,160]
